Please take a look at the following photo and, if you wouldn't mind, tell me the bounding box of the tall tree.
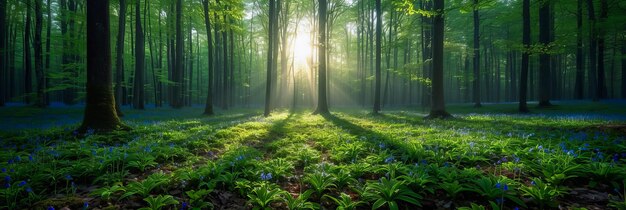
[44,0,51,104]
[264,0,276,117]
[202,0,214,115]
[538,0,551,107]
[34,0,45,107]
[519,0,530,113]
[427,0,450,118]
[596,0,608,98]
[472,0,481,107]
[172,0,184,108]
[373,0,381,114]
[115,0,127,116]
[133,0,145,109]
[80,0,126,132]
[314,0,329,114]
[0,0,6,106]
[24,0,32,104]
[586,0,598,101]
[574,0,584,99]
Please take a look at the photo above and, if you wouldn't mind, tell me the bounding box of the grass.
[1,101,625,209]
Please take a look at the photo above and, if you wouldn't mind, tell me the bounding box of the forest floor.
[1,100,626,209]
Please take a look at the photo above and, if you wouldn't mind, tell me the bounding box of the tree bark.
[0,0,6,106]
[24,0,32,104]
[373,0,382,114]
[538,0,551,107]
[519,0,530,112]
[133,0,145,109]
[574,0,584,99]
[264,0,275,117]
[34,0,45,107]
[115,0,127,115]
[597,0,608,98]
[172,0,183,108]
[472,0,481,107]
[314,0,329,114]
[586,0,598,101]
[80,0,125,132]
[202,0,214,115]
[427,0,450,119]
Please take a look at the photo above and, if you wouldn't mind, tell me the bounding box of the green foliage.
[304,170,336,197]
[519,178,566,208]
[361,177,422,210]
[324,193,366,210]
[139,195,179,210]
[246,182,286,210]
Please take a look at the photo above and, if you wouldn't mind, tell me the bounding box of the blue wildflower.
[503,184,509,191]
[64,175,73,181]
[26,187,32,193]
[4,175,10,182]
[1,168,5,173]
[260,172,272,181]
[530,180,536,186]
[83,202,89,210]
[495,183,501,189]
[469,142,476,148]
[384,156,394,164]
[181,202,188,210]
[47,206,55,210]
[18,181,26,187]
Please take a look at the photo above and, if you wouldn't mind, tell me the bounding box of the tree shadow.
[322,113,410,154]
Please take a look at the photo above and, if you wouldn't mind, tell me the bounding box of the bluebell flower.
[29,154,34,161]
[181,202,188,210]
[538,145,543,150]
[7,159,13,164]
[4,183,9,188]
[530,180,536,186]
[15,156,21,162]
[495,198,504,204]
[64,175,73,181]
[18,181,26,187]
[9,169,14,173]
[503,184,509,191]
[83,202,89,210]
[4,175,10,182]
[26,187,32,193]
[384,156,394,164]
[1,168,5,173]
[260,172,272,181]
[47,206,55,210]
[495,183,501,189]
[378,143,386,149]
[469,142,476,148]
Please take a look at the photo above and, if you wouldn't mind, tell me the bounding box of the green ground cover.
[1,102,625,209]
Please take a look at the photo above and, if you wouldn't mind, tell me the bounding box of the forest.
[0,0,626,209]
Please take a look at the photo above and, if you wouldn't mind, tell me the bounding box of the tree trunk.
[44,0,51,105]
[264,0,275,116]
[0,0,6,106]
[172,0,183,108]
[34,0,45,107]
[574,0,584,99]
[202,0,214,115]
[597,0,608,98]
[133,0,145,109]
[538,0,551,107]
[24,0,32,104]
[115,0,127,115]
[587,0,598,101]
[373,0,382,114]
[427,0,450,118]
[80,0,125,132]
[519,0,530,113]
[472,0,481,107]
[314,0,329,114]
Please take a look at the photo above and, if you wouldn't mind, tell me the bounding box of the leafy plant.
[457,203,487,210]
[90,183,126,201]
[284,190,318,210]
[465,177,526,208]
[438,181,466,200]
[138,195,179,210]
[127,156,158,172]
[607,180,626,209]
[519,178,566,209]
[361,177,422,210]
[246,182,286,210]
[324,193,366,210]
[304,171,336,197]
[120,172,170,200]
[185,189,214,209]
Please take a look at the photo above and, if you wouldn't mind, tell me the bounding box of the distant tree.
[202,0,214,115]
[115,0,127,116]
[472,0,481,108]
[586,0,598,101]
[34,0,45,107]
[0,0,6,106]
[426,0,451,119]
[519,0,530,113]
[538,0,552,107]
[24,0,32,104]
[80,0,126,132]
[172,0,184,108]
[597,0,608,98]
[373,0,381,114]
[265,0,276,117]
[574,0,584,99]
[133,0,145,109]
[314,0,329,115]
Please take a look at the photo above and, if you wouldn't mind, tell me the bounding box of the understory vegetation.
[1,102,625,209]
